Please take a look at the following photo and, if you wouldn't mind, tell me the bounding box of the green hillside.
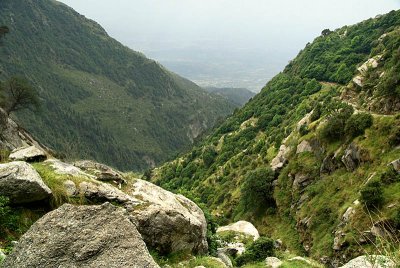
[0,0,235,171]
[152,10,400,264]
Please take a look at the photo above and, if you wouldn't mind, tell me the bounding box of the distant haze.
[58,0,400,91]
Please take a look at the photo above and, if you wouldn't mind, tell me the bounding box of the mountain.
[151,10,400,265]
[0,0,235,171]
[204,87,256,106]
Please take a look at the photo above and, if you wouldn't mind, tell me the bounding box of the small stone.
[265,257,282,268]
[63,180,76,196]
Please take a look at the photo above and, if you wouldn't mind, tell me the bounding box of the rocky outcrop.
[217,221,260,241]
[320,153,342,174]
[2,203,159,268]
[292,173,313,191]
[217,249,233,267]
[45,159,93,178]
[9,145,47,162]
[271,145,291,171]
[128,179,208,255]
[339,255,395,268]
[341,143,369,171]
[74,160,126,185]
[0,161,52,204]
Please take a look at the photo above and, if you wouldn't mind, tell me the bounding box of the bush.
[320,103,354,142]
[360,179,384,209]
[380,167,400,184]
[202,146,217,167]
[299,124,309,136]
[236,236,275,266]
[344,113,373,138]
[241,168,276,212]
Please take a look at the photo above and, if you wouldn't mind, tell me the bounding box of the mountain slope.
[204,87,256,106]
[0,0,235,170]
[151,10,400,264]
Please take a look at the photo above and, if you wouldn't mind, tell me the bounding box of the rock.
[353,76,364,87]
[289,256,312,264]
[274,239,283,249]
[265,257,282,268]
[74,160,126,185]
[358,56,380,75]
[209,257,228,267]
[339,255,395,268]
[217,221,260,241]
[63,180,77,196]
[9,145,47,162]
[194,266,206,268]
[79,181,138,205]
[0,161,52,204]
[224,242,246,256]
[333,230,346,250]
[292,173,313,191]
[3,203,160,268]
[129,179,208,255]
[296,140,313,154]
[341,143,369,171]
[45,159,94,178]
[271,144,291,171]
[342,207,355,223]
[359,231,375,244]
[389,159,400,173]
[297,112,312,130]
[217,249,233,267]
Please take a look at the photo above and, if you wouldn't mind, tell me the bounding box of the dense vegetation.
[0,0,236,171]
[152,10,400,263]
[204,87,256,106]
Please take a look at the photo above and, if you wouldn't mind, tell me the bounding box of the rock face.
[9,145,47,162]
[217,221,260,241]
[128,179,208,255]
[341,143,369,171]
[271,145,291,171]
[3,203,160,268]
[339,255,395,268]
[74,160,126,185]
[0,161,52,204]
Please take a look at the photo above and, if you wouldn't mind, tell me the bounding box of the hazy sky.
[58,0,400,91]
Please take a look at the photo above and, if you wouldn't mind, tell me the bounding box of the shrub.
[299,124,309,136]
[380,167,400,185]
[360,179,384,209]
[310,103,322,122]
[236,236,275,266]
[241,168,276,212]
[202,146,217,167]
[345,113,373,139]
[320,103,354,142]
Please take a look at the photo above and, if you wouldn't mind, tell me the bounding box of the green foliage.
[380,167,400,185]
[203,146,218,167]
[360,179,384,209]
[320,103,354,141]
[236,237,275,266]
[241,168,276,213]
[0,0,235,171]
[344,113,373,139]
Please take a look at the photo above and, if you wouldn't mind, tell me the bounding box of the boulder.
[217,221,260,241]
[128,179,208,255]
[9,145,47,162]
[320,153,342,174]
[79,181,138,205]
[296,140,313,154]
[265,257,282,268]
[357,56,380,75]
[223,242,246,256]
[217,249,233,267]
[292,173,313,191]
[45,159,94,178]
[3,203,159,268]
[74,160,126,185]
[389,159,400,174]
[271,145,291,171]
[339,255,395,268]
[342,207,355,223]
[353,76,364,87]
[0,161,52,204]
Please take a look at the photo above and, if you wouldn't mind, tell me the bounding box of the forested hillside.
[0,0,235,170]
[152,10,400,265]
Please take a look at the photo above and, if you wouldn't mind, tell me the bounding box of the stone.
[209,257,228,267]
[357,56,380,75]
[342,207,355,223]
[74,160,126,185]
[339,255,395,268]
[217,249,233,267]
[271,144,291,171]
[296,140,313,154]
[0,161,52,204]
[265,257,283,268]
[341,143,369,171]
[292,173,312,191]
[45,159,93,178]
[2,203,160,268]
[353,76,364,87]
[9,145,47,162]
[79,181,138,205]
[217,221,260,241]
[63,180,77,196]
[129,179,208,255]
[389,159,400,173]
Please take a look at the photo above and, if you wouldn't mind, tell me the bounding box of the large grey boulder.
[74,160,126,185]
[2,203,160,268]
[45,159,93,178]
[128,179,208,255]
[339,255,395,268]
[9,145,47,162]
[217,221,260,241]
[0,161,52,204]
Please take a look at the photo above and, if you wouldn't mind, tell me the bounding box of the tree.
[321,29,332,36]
[0,77,40,115]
